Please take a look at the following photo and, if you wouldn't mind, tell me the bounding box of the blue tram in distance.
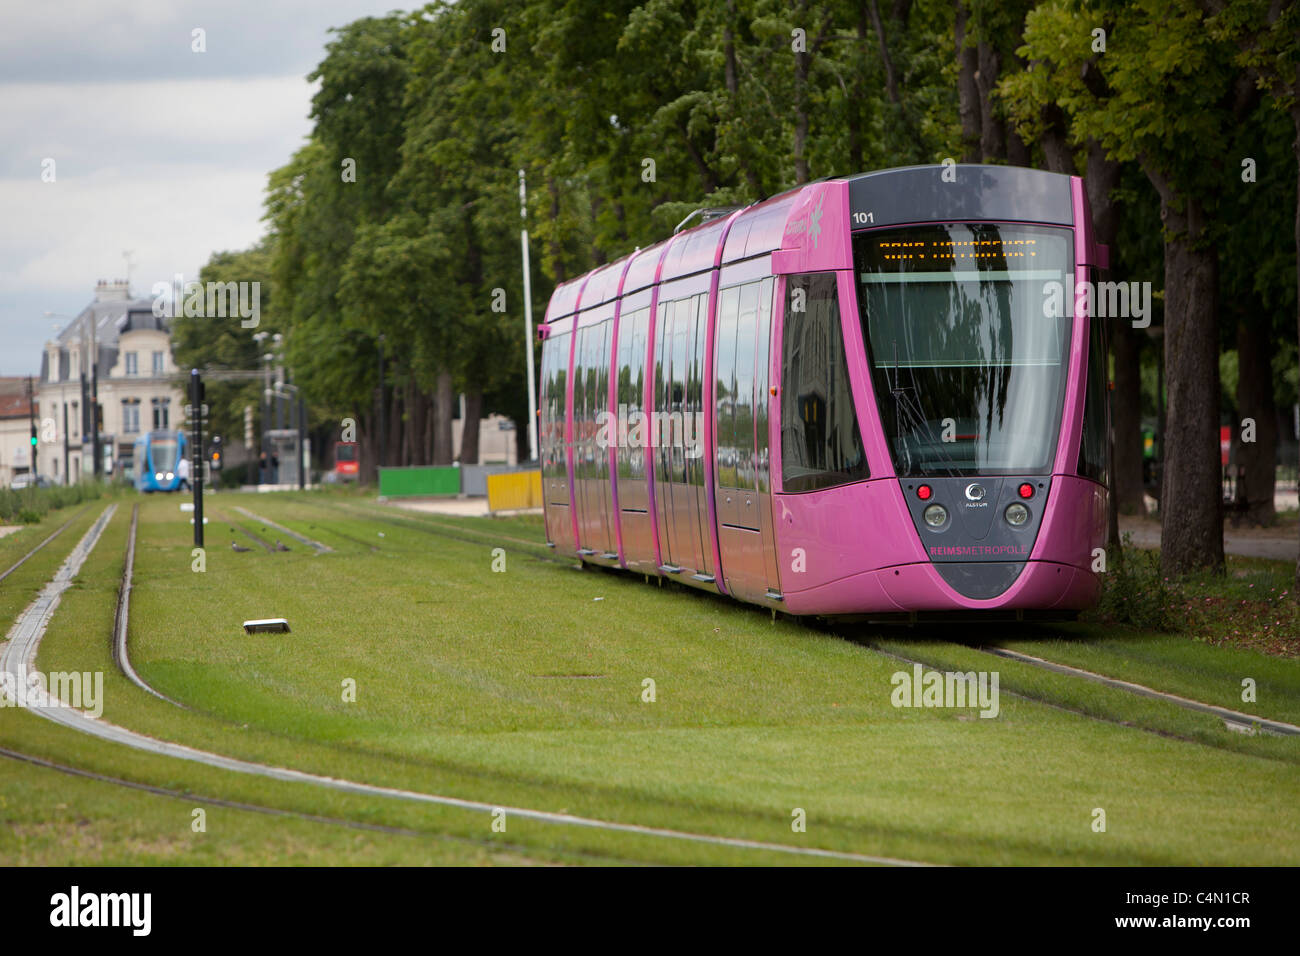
[133,429,188,492]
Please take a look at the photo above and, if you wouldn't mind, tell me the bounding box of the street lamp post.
[253,331,269,484]
[377,334,386,477]
[519,169,539,463]
[44,312,74,485]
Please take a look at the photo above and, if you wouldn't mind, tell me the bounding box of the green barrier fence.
[377,466,461,497]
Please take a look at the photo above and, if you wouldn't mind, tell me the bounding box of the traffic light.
[209,435,223,471]
[29,426,37,447]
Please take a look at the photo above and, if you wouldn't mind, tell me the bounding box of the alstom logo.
[964,483,987,507]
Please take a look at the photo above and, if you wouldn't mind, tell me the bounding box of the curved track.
[112,503,185,708]
[974,644,1300,736]
[0,504,92,585]
[2,496,929,867]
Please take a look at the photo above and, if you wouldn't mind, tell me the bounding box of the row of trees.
[172,0,1299,582]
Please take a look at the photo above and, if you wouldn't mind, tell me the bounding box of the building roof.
[41,281,171,385]
[0,377,34,419]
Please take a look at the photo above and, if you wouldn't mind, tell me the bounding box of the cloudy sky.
[0,0,408,375]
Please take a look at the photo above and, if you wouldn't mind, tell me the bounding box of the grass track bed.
[4,490,1299,864]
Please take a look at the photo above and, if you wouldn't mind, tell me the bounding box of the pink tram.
[537,164,1110,619]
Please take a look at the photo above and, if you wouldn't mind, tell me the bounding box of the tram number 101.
[852,212,875,225]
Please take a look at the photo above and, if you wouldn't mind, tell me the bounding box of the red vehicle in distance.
[334,441,359,479]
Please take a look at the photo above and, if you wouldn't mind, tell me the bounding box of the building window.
[125,352,138,376]
[152,351,164,375]
[122,400,140,434]
[152,398,169,430]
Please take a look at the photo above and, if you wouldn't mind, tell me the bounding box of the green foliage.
[0,482,105,524]
[1091,534,1183,631]
[170,240,279,445]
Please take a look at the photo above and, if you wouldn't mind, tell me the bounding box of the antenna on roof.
[673,206,741,235]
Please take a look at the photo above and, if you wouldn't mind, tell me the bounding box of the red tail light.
[917,485,933,500]
[1018,483,1034,499]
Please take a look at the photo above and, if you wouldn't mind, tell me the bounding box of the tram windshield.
[151,436,179,472]
[855,223,1073,477]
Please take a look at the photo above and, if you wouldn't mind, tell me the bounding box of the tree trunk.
[1293,98,1300,589]
[975,41,1005,161]
[1085,141,1143,519]
[433,369,454,465]
[793,9,811,185]
[547,175,566,284]
[847,3,868,173]
[360,412,377,484]
[1038,103,1076,174]
[460,390,482,465]
[1235,318,1277,526]
[1156,191,1224,575]
[409,385,428,466]
[389,383,404,467]
[1112,327,1146,515]
[954,1,981,163]
[868,0,899,106]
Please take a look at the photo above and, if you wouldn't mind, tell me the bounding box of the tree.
[170,241,279,459]
[1011,0,1246,576]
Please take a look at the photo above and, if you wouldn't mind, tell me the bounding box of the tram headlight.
[165,472,174,481]
[922,504,947,528]
[1005,502,1030,527]
[155,472,164,481]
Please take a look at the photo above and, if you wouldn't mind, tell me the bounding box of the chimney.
[94,278,129,302]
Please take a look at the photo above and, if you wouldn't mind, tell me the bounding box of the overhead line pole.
[519,168,539,463]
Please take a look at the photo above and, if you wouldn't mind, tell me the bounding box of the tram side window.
[1078,300,1110,487]
[687,294,707,487]
[734,282,758,491]
[575,323,593,478]
[653,302,670,483]
[780,274,869,492]
[580,319,612,478]
[754,277,774,493]
[714,287,740,487]
[616,307,648,480]
[539,330,569,479]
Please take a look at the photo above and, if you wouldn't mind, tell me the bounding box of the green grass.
[0,481,107,524]
[3,490,1298,865]
[0,502,104,627]
[0,748,575,866]
[989,628,1300,727]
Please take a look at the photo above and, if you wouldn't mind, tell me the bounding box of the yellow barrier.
[487,470,542,512]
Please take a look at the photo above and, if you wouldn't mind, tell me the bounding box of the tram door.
[652,293,711,579]
[539,328,573,553]
[714,277,781,601]
[573,314,616,556]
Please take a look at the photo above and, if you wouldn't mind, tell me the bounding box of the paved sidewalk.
[387,497,492,517]
[383,496,542,518]
[1120,515,1298,561]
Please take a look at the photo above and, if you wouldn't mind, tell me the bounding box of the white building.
[36,280,185,484]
